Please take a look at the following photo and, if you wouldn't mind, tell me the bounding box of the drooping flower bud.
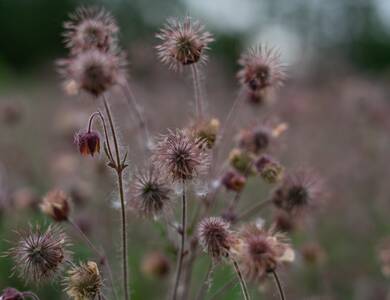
[75,130,100,157]
[40,189,71,222]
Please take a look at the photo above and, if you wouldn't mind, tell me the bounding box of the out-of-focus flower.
[141,252,170,279]
[74,130,101,157]
[198,217,237,261]
[188,117,220,149]
[129,168,172,219]
[237,45,286,92]
[8,225,70,284]
[232,223,294,282]
[272,210,296,233]
[221,170,246,192]
[0,103,22,126]
[40,189,71,222]
[378,238,390,277]
[153,130,210,182]
[11,187,38,210]
[301,242,326,265]
[0,288,23,300]
[228,148,254,175]
[256,155,284,184]
[58,49,126,97]
[271,169,323,215]
[156,16,214,71]
[63,6,118,55]
[64,261,102,300]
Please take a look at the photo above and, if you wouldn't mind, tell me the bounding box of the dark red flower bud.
[221,171,246,192]
[75,130,100,157]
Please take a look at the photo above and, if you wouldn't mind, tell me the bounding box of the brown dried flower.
[141,251,170,278]
[198,217,237,261]
[63,6,118,55]
[188,117,220,149]
[156,16,214,71]
[237,45,286,92]
[75,130,101,157]
[256,155,284,184]
[129,168,172,219]
[232,223,294,282]
[8,225,70,283]
[228,148,255,175]
[153,130,210,181]
[40,189,71,222]
[64,261,102,300]
[221,170,246,192]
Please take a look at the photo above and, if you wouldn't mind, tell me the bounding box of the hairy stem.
[195,261,214,300]
[272,270,286,300]
[172,180,187,300]
[231,258,250,300]
[208,276,237,300]
[68,218,118,300]
[191,64,203,119]
[103,95,130,300]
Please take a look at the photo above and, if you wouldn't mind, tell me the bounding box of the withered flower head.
[221,170,246,192]
[198,217,237,261]
[237,45,286,92]
[58,49,126,97]
[40,189,71,222]
[233,223,294,282]
[156,16,214,71]
[8,225,70,283]
[64,6,118,55]
[75,130,100,157]
[153,130,210,181]
[64,261,102,300]
[188,117,220,149]
[238,124,273,155]
[256,155,284,184]
[272,169,322,215]
[130,167,173,219]
[141,251,170,279]
[228,148,254,175]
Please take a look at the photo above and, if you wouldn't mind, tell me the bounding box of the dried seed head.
[228,148,254,175]
[74,130,101,157]
[237,45,286,92]
[0,288,23,300]
[64,261,102,300]
[233,223,294,282]
[58,49,126,97]
[188,118,220,149]
[64,6,118,55]
[221,170,246,192]
[198,217,237,261]
[238,124,273,155]
[153,130,210,182]
[141,251,170,278]
[156,16,214,71]
[256,155,284,184]
[8,225,70,284]
[40,189,71,222]
[129,168,173,219]
[272,169,322,215]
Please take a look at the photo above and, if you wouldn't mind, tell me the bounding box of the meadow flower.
[232,223,294,282]
[75,130,101,157]
[221,170,246,192]
[198,217,237,261]
[228,148,254,175]
[156,16,213,71]
[237,45,286,92]
[141,251,170,278]
[8,225,70,283]
[187,117,220,149]
[152,130,210,181]
[58,49,126,97]
[256,154,284,184]
[237,124,273,155]
[272,169,322,215]
[64,261,102,300]
[129,167,172,218]
[40,189,71,222]
[63,6,118,55]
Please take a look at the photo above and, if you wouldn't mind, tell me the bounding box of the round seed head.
[40,189,71,222]
[156,16,214,71]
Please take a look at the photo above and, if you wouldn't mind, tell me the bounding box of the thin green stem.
[195,260,214,300]
[272,270,286,300]
[231,258,250,300]
[103,95,130,300]
[171,180,187,300]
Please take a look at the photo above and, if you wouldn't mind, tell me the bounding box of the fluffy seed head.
[237,45,286,92]
[8,225,70,284]
[129,168,172,219]
[63,6,118,55]
[272,169,322,215]
[156,16,214,71]
[64,261,102,300]
[58,49,126,97]
[141,251,170,279]
[75,130,101,157]
[233,223,294,282]
[40,189,71,222]
[198,217,237,261]
[153,130,210,181]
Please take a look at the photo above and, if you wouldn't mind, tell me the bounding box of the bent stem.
[231,258,250,300]
[272,270,286,300]
[209,276,237,300]
[171,180,187,300]
[191,64,204,119]
[103,95,130,300]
